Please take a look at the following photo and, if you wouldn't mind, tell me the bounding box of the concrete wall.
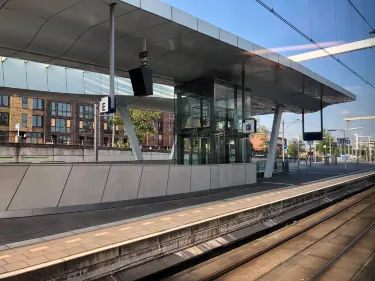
[0,163,257,216]
[0,145,170,163]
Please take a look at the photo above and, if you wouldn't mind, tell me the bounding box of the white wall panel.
[0,62,4,86]
[210,165,219,190]
[102,165,142,202]
[137,165,169,198]
[59,165,110,206]
[25,61,48,91]
[84,71,101,95]
[0,165,28,211]
[219,165,234,188]
[167,165,191,195]
[66,68,84,94]
[246,163,257,184]
[8,165,71,210]
[47,65,67,93]
[3,58,27,89]
[191,165,210,192]
[233,164,246,186]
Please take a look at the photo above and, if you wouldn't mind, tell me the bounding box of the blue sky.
[162,0,375,142]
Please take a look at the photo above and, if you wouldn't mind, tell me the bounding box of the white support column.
[169,135,176,160]
[265,105,283,178]
[118,106,143,161]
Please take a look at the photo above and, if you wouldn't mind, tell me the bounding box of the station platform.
[0,163,374,280]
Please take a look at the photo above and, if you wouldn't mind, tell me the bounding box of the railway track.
[164,187,375,281]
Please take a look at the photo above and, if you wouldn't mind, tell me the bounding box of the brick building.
[142,112,174,149]
[250,133,287,157]
[0,95,174,148]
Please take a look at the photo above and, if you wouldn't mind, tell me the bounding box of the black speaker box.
[129,66,153,96]
[303,132,323,141]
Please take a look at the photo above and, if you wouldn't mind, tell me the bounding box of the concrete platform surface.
[0,165,374,279]
[0,163,373,247]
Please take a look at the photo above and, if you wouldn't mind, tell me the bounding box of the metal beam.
[109,4,116,110]
[288,38,375,62]
[345,116,375,121]
[265,105,283,178]
[118,106,143,161]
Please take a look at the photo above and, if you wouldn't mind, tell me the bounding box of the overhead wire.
[254,0,375,90]
[347,0,375,34]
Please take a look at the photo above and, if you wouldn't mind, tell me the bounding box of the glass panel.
[0,113,9,126]
[175,79,251,165]
[0,96,9,107]
[51,102,56,116]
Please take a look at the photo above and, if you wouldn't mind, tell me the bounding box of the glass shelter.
[175,78,252,165]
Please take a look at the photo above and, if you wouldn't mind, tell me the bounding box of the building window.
[79,120,93,133]
[0,112,9,126]
[30,132,43,143]
[79,105,94,119]
[0,131,8,143]
[32,98,44,110]
[51,118,70,133]
[22,113,27,127]
[0,96,9,107]
[58,135,71,145]
[32,115,43,127]
[158,134,163,145]
[51,102,71,117]
[22,97,28,109]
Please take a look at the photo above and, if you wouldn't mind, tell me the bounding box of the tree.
[287,138,306,158]
[109,108,162,144]
[315,129,335,154]
[250,118,270,152]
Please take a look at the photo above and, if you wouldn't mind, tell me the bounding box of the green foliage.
[129,108,162,143]
[315,129,335,153]
[287,137,306,158]
[114,141,128,148]
[108,112,123,126]
[109,108,162,144]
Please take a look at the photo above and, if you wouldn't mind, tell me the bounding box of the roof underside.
[0,0,355,115]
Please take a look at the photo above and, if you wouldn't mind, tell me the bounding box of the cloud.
[340,110,350,116]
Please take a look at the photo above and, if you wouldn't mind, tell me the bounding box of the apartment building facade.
[0,95,174,148]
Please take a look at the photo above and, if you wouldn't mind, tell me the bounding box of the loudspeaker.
[129,66,153,96]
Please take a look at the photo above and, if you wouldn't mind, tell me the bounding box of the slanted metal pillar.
[118,106,143,161]
[109,4,116,110]
[169,135,176,161]
[265,105,283,178]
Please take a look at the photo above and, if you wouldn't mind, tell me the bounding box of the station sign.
[337,138,350,145]
[242,119,257,134]
[99,97,111,114]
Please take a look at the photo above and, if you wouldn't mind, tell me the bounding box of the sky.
[162,0,375,142]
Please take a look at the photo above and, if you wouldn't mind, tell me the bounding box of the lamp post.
[328,127,362,169]
[358,136,375,162]
[282,119,301,164]
[297,134,300,171]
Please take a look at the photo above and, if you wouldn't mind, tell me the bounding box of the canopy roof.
[0,0,355,114]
